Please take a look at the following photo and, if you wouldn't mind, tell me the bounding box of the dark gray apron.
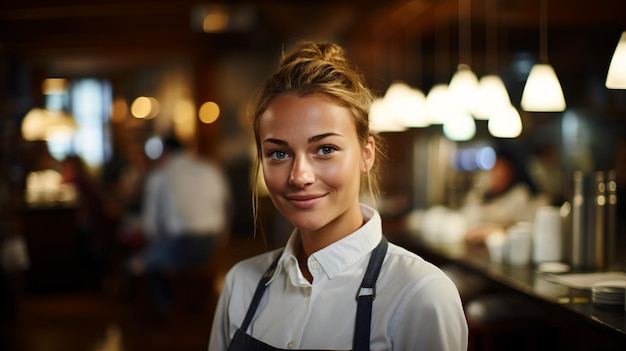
[227,238,388,351]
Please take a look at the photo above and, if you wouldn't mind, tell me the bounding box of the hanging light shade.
[521,64,566,112]
[521,0,566,112]
[443,108,476,141]
[448,64,479,115]
[475,0,510,121]
[384,82,428,128]
[21,108,50,141]
[488,104,523,138]
[21,108,77,141]
[606,31,626,89]
[474,75,511,120]
[369,98,406,133]
[425,84,452,125]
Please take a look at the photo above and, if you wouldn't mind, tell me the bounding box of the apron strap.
[353,238,388,351]
[235,237,388,351]
[240,250,283,332]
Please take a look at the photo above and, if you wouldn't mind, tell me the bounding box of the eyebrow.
[263,132,341,146]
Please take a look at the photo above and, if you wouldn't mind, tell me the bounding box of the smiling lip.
[286,193,326,209]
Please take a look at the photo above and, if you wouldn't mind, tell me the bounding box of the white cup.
[507,222,533,265]
[533,206,563,263]
[486,231,507,264]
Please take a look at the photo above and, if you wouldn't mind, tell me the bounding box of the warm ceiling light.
[449,0,479,117]
[488,105,523,138]
[203,6,229,33]
[606,31,626,89]
[476,0,510,121]
[443,109,476,141]
[474,75,511,120]
[369,98,406,133]
[131,96,159,119]
[21,108,77,141]
[425,84,452,125]
[173,99,197,142]
[384,82,428,128]
[521,64,566,112]
[42,78,68,95]
[199,101,220,124]
[110,98,129,123]
[521,0,566,112]
[448,65,479,115]
[21,108,50,141]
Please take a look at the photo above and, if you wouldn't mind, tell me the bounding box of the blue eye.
[318,146,336,155]
[269,150,289,160]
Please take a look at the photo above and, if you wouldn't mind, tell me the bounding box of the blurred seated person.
[462,149,550,245]
[130,136,233,313]
[527,143,564,206]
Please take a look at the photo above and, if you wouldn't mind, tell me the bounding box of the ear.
[361,136,375,173]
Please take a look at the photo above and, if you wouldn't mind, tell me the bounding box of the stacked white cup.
[507,222,533,265]
[532,206,563,264]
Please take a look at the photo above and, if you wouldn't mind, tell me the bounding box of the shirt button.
[287,341,295,349]
[311,261,320,270]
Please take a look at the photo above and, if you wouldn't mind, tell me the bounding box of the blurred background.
[1,0,625,350]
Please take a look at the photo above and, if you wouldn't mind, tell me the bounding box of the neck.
[296,204,365,282]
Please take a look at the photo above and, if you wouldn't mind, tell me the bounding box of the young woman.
[209,41,468,351]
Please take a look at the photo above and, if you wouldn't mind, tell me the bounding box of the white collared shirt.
[143,152,231,238]
[209,205,468,351]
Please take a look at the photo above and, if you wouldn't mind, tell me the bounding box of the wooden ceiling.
[1,0,625,88]
[0,0,385,76]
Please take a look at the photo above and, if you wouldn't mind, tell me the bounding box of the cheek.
[321,157,360,186]
[262,162,287,190]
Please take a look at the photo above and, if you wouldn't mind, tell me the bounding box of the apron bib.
[227,238,388,351]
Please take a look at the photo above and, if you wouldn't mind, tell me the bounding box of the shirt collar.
[268,204,382,284]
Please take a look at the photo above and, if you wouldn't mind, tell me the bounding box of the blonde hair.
[251,41,385,232]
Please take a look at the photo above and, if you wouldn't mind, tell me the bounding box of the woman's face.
[258,93,374,237]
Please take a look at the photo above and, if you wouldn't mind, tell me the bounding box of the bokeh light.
[131,96,159,119]
[145,136,164,160]
[199,101,220,124]
[110,97,128,123]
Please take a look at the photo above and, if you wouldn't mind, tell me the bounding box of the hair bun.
[279,41,349,69]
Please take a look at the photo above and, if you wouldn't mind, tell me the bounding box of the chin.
[285,215,326,233]
[287,206,334,229]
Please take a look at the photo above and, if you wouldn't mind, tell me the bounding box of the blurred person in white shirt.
[463,148,550,245]
[132,135,232,313]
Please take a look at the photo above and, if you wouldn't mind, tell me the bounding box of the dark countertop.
[388,230,626,343]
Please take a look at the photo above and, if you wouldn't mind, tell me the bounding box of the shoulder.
[380,242,465,329]
[382,242,457,293]
[384,242,435,271]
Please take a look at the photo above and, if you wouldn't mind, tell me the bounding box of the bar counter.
[387,229,626,350]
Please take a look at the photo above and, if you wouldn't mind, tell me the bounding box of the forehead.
[259,94,356,140]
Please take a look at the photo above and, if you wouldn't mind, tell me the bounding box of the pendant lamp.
[443,109,476,141]
[520,0,566,112]
[521,64,566,111]
[488,105,522,138]
[449,64,479,115]
[425,84,452,125]
[384,82,428,128]
[369,98,406,133]
[476,75,511,120]
[476,0,513,122]
[449,0,480,117]
[606,31,626,89]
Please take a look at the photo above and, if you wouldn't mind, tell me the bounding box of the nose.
[289,156,315,188]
